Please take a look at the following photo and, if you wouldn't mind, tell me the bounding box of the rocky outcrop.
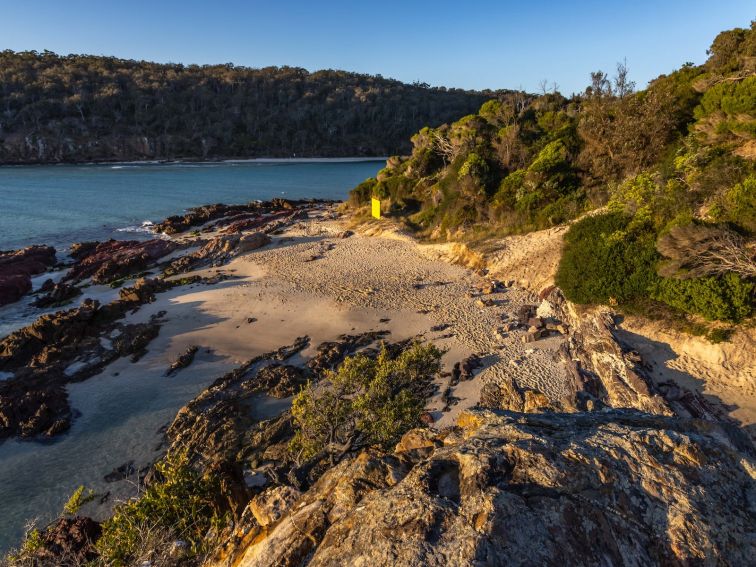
[0,277,184,441]
[165,337,311,467]
[26,516,102,566]
[156,203,259,235]
[254,364,308,398]
[525,288,673,416]
[65,239,176,284]
[479,290,671,418]
[0,298,103,371]
[0,245,56,306]
[306,331,389,375]
[32,281,82,308]
[221,211,300,235]
[154,200,315,235]
[214,409,756,567]
[238,232,272,253]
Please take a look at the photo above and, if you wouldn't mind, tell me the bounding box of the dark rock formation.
[306,331,389,375]
[156,203,259,235]
[165,345,200,377]
[154,199,325,235]
[0,245,56,306]
[213,409,756,567]
[165,337,311,467]
[69,241,99,260]
[0,277,185,442]
[65,239,176,284]
[0,298,103,371]
[30,516,102,566]
[32,282,82,308]
[254,364,308,398]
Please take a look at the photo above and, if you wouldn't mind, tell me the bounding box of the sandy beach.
[141,207,572,429]
[1,201,754,553]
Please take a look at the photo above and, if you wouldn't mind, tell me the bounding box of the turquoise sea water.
[0,159,384,250]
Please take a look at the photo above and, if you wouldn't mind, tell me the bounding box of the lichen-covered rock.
[248,485,302,527]
[218,409,755,567]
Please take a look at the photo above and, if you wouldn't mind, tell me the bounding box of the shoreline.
[0,156,388,168]
[0,201,570,550]
[1,199,753,555]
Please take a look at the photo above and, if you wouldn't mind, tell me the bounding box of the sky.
[0,1,753,94]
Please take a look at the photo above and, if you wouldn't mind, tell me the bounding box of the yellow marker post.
[371,197,381,219]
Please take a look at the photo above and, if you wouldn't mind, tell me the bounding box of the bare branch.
[657,224,756,279]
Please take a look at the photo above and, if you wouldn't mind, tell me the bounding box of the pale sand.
[616,317,756,427]
[74,206,756,436]
[108,208,571,432]
[455,218,756,430]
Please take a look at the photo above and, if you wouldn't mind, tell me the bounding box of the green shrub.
[719,174,756,233]
[63,485,97,516]
[706,327,734,343]
[457,152,489,183]
[348,178,377,206]
[290,342,442,462]
[651,272,754,322]
[96,454,226,566]
[556,212,659,304]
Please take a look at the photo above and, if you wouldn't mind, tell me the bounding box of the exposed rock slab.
[219,409,755,567]
[65,239,176,283]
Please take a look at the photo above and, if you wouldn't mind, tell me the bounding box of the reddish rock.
[66,239,176,283]
[0,245,57,306]
[222,210,295,234]
[36,516,102,564]
[239,232,272,252]
[69,241,99,260]
[155,203,261,234]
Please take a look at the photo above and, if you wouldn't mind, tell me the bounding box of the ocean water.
[0,159,384,251]
[0,159,383,553]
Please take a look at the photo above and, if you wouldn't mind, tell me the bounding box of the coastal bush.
[349,178,377,206]
[713,174,756,233]
[556,212,659,305]
[558,211,754,322]
[651,273,754,322]
[290,342,442,462]
[96,454,225,566]
[3,524,43,566]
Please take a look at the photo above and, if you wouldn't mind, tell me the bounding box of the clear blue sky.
[1,1,752,94]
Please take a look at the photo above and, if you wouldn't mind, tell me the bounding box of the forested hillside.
[350,22,755,331]
[0,51,496,163]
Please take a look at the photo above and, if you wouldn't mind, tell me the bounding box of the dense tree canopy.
[0,50,499,163]
[351,22,755,325]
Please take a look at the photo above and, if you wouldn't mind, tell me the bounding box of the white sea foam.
[115,220,155,234]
